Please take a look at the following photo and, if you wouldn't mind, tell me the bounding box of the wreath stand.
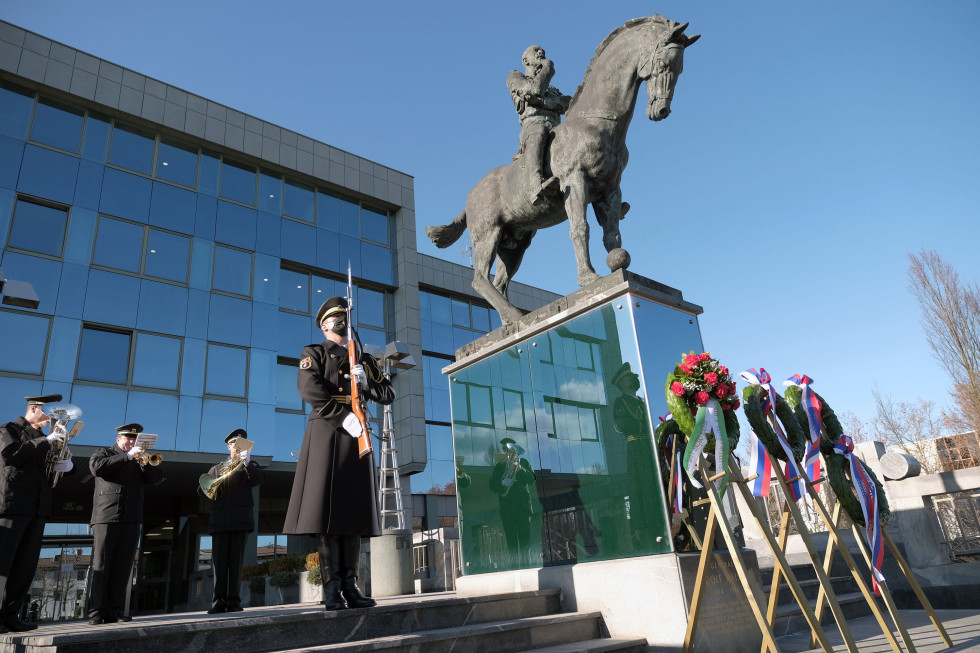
[804,454,954,653]
[681,456,837,653]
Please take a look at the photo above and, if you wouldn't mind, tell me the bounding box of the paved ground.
[776,610,980,652]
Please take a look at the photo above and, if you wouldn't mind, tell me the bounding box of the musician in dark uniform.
[87,423,163,625]
[200,428,263,614]
[489,437,535,563]
[0,394,72,632]
[283,296,394,610]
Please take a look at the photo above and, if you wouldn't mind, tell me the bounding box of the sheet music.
[135,433,158,450]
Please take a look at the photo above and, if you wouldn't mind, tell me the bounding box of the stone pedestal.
[370,529,415,597]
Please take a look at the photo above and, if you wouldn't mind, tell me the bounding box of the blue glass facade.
[0,79,396,462]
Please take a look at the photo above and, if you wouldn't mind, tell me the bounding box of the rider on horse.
[507,45,572,206]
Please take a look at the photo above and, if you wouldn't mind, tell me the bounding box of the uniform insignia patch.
[299,357,312,370]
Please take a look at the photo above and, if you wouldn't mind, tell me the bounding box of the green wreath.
[664,377,741,452]
[741,385,806,463]
[783,386,890,526]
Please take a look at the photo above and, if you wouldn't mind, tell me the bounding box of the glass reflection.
[258,170,281,214]
[30,98,84,153]
[357,287,384,328]
[126,391,179,450]
[0,135,23,189]
[7,200,67,257]
[149,182,196,235]
[360,206,388,245]
[108,124,155,175]
[315,191,339,232]
[155,140,198,188]
[284,179,314,223]
[278,268,308,313]
[215,200,256,250]
[68,384,128,447]
[81,114,111,162]
[100,168,152,222]
[205,343,247,398]
[276,362,302,410]
[212,245,252,296]
[360,243,392,285]
[76,327,131,384]
[132,333,181,390]
[0,83,34,139]
[144,229,190,283]
[18,145,78,205]
[219,160,256,205]
[0,310,49,375]
[93,217,142,273]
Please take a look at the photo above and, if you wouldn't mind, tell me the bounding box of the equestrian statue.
[426,15,699,324]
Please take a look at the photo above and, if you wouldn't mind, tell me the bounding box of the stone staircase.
[764,563,878,638]
[0,590,647,653]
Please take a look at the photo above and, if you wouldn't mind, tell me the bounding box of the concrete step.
[765,575,859,606]
[275,612,612,652]
[771,590,879,638]
[0,590,563,653]
[526,638,649,652]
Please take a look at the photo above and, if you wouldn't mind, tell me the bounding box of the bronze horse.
[426,15,699,323]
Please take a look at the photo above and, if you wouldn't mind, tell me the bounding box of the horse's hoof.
[607,248,630,272]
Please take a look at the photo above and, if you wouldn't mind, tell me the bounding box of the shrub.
[242,562,270,580]
[268,553,306,574]
[269,571,299,588]
[249,576,266,594]
[306,564,322,586]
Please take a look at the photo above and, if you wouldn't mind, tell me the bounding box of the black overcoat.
[202,458,263,533]
[283,340,394,536]
[89,444,163,524]
[0,417,52,517]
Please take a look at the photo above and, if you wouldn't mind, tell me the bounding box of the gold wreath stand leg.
[682,459,782,653]
[723,461,835,653]
[764,452,859,653]
[762,501,792,653]
[849,520,919,653]
[803,480,904,653]
[882,530,954,649]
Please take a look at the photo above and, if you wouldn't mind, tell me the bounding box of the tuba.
[199,437,254,501]
[41,402,83,488]
[499,441,526,497]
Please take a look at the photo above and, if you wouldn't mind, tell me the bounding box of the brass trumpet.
[134,451,163,466]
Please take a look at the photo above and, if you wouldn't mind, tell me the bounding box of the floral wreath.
[664,351,740,496]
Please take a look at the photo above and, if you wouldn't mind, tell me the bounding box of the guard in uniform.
[87,423,163,625]
[0,394,72,632]
[283,296,394,610]
[200,428,263,614]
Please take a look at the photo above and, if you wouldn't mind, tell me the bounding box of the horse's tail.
[425,210,467,248]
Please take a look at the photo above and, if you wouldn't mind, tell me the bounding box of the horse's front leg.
[563,170,601,287]
[471,233,524,324]
[592,188,631,272]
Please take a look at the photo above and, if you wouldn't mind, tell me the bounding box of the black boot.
[340,535,375,608]
[317,534,347,611]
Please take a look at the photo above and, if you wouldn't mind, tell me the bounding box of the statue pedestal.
[445,271,760,650]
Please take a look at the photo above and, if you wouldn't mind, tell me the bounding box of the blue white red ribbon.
[833,435,886,595]
[784,373,823,483]
[740,368,805,500]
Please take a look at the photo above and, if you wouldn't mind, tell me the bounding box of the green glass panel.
[451,298,699,576]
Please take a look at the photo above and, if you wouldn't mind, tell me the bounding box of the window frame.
[90,214,192,286]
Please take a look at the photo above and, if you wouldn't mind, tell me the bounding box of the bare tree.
[871,389,947,474]
[839,409,869,443]
[908,250,980,436]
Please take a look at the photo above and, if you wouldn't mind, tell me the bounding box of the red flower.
[670,381,685,396]
[698,353,711,361]
[704,372,718,384]
[684,354,698,365]
[731,398,741,410]
[715,384,730,398]
[680,364,692,374]
[695,391,709,405]
[718,366,728,376]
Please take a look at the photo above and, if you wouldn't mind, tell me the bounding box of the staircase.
[0,590,647,653]
[764,563,877,638]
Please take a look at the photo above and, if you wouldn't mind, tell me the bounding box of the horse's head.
[640,21,700,121]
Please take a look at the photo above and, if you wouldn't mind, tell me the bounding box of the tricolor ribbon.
[683,398,730,497]
[833,435,886,595]
[784,373,823,483]
[740,368,805,501]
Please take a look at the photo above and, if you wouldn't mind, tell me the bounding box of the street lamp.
[0,266,40,309]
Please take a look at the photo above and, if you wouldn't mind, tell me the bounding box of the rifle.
[346,264,373,459]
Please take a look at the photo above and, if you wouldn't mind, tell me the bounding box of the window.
[276,358,304,411]
[284,179,314,223]
[30,98,84,153]
[0,310,50,375]
[219,160,256,205]
[132,333,181,390]
[361,206,389,245]
[108,123,155,175]
[205,343,248,398]
[258,170,281,213]
[212,245,253,297]
[76,326,131,384]
[278,268,309,313]
[6,198,68,257]
[0,82,34,140]
[155,139,198,188]
[278,265,390,338]
[92,216,190,283]
[420,290,498,356]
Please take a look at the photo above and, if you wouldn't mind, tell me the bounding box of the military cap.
[611,362,638,387]
[25,394,63,406]
[500,437,517,447]
[116,423,143,437]
[225,428,247,444]
[314,296,348,326]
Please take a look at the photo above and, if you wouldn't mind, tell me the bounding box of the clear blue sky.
[5,1,979,434]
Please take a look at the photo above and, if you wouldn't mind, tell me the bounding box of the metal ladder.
[377,391,406,531]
